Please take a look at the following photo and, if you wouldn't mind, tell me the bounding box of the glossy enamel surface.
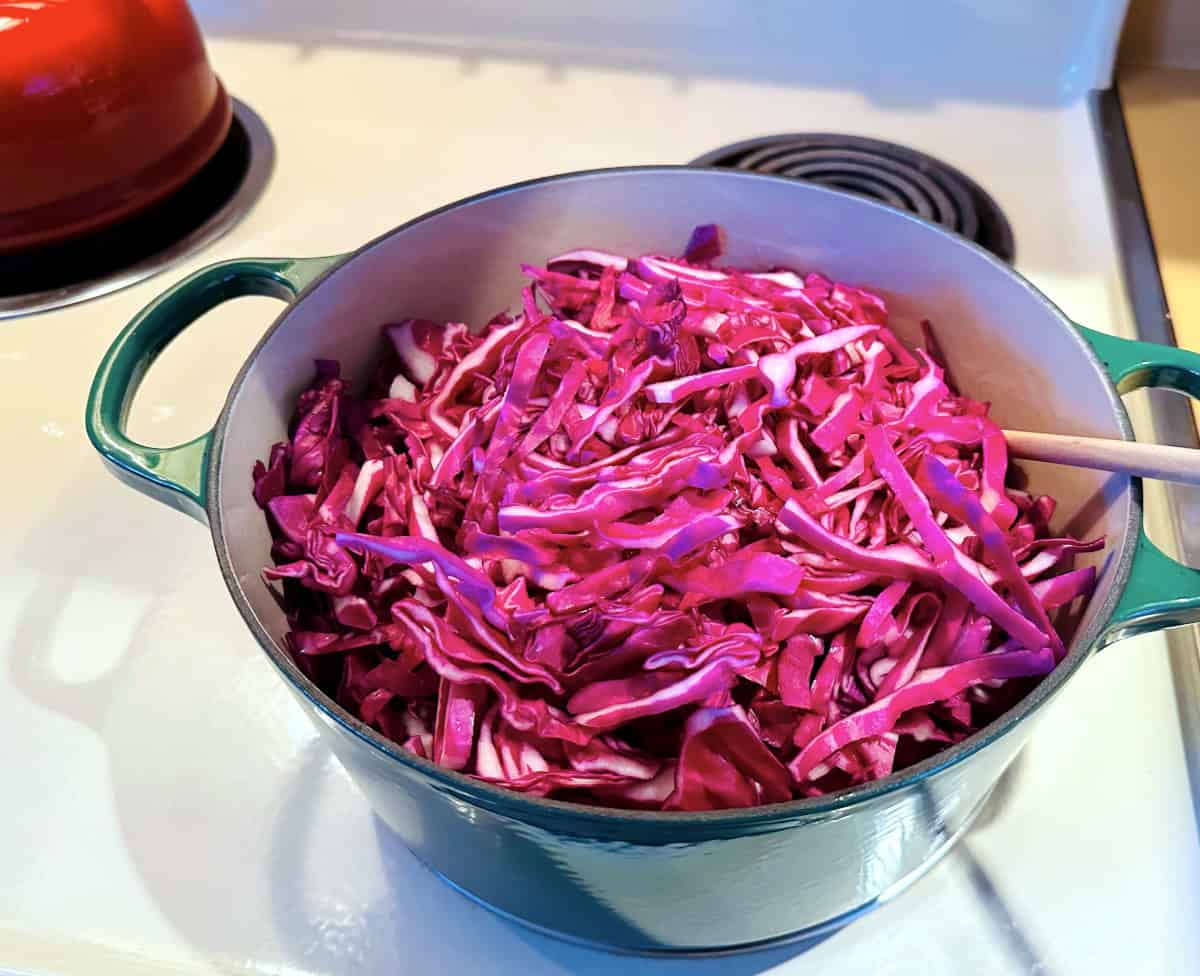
[87,168,1200,952]
[0,0,230,253]
[86,256,341,520]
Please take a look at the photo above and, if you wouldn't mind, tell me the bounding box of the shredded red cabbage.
[253,224,1100,811]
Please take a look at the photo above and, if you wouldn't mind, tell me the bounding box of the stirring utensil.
[1003,429,1200,485]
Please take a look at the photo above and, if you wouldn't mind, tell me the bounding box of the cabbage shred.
[252,226,1100,811]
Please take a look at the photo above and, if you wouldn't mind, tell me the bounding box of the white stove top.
[3,4,1198,974]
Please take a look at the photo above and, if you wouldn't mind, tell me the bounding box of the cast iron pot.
[86,168,1200,954]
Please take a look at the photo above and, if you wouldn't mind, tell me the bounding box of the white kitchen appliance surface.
[2,3,1197,974]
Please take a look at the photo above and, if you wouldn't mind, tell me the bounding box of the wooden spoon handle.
[1002,429,1200,486]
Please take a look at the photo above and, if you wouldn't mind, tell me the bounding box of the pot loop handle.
[1078,325,1200,643]
[85,255,344,524]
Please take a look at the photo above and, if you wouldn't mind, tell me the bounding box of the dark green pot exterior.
[302,683,1013,952]
[86,168,1200,953]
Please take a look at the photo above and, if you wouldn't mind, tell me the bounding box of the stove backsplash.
[194,0,1129,105]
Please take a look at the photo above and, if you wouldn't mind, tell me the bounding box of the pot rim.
[207,165,1140,830]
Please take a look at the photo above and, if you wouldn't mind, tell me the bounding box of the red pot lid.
[0,0,232,254]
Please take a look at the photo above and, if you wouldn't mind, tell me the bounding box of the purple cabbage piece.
[252,224,1102,811]
[682,224,725,264]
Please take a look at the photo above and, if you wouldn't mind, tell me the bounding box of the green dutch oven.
[86,168,1200,953]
